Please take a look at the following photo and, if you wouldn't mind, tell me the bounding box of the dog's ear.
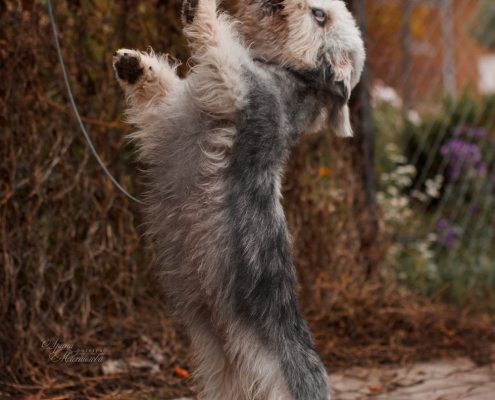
[329,104,353,137]
[326,73,352,137]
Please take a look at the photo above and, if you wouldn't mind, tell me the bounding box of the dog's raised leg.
[181,0,249,119]
[112,50,181,159]
[113,49,180,110]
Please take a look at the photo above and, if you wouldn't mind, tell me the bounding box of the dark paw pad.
[182,0,199,24]
[115,55,143,85]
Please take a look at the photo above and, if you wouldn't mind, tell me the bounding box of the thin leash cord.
[46,0,146,206]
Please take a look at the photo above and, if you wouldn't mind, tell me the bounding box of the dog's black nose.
[113,52,117,56]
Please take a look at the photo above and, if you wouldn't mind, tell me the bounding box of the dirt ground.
[171,357,495,400]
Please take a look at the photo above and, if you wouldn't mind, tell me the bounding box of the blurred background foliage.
[472,1,495,50]
[375,93,495,310]
[1,0,494,398]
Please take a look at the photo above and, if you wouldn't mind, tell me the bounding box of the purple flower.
[476,161,487,176]
[439,228,459,247]
[468,205,478,216]
[472,127,488,139]
[440,139,484,181]
[452,124,466,137]
[445,166,460,181]
[452,124,488,139]
[440,139,482,163]
[435,219,461,247]
[437,218,449,230]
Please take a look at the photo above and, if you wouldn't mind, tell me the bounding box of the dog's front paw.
[113,49,144,85]
[182,0,199,25]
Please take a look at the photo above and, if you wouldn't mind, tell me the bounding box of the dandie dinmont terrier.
[113,0,364,398]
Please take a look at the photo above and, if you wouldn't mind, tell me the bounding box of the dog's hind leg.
[113,49,180,109]
[188,310,250,400]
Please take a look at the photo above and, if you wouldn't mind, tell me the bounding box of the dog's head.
[237,0,365,136]
[239,0,364,86]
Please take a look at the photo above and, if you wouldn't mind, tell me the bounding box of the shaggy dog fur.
[113,0,365,398]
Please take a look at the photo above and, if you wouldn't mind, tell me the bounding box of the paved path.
[330,358,495,400]
[172,358,495,400]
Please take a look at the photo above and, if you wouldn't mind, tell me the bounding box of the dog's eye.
[312,9,327,26]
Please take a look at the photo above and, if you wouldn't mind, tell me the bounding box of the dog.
[112,0,364,398]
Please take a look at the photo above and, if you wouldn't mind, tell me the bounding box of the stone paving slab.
[171,358,495,400]
[330,358,495,400]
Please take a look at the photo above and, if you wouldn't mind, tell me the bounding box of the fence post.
[401,1,414,110]
[345,0,380,278]
[440,0,457,97]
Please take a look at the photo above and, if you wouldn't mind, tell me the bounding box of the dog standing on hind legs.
[113,0,365,398]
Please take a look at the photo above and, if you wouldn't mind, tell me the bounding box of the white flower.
[411,190,428,202]
[426,187,440,198]
[391,154,408,164]
[425,179,436,188]
[427,233,438,242]
[380,173,390,182]
[434,174,444,184]
[407,110,422,125]
[396,165,417,176]
[398,176,412,187]
[400,197,409,207]
[389,245,400,256]
[329,189,345,202]
[372,81,403,108]
[387,186,399,196]
[423,250,435,259]
[385,143,400,153]
[391,196,409,208]
[416,241,428,253]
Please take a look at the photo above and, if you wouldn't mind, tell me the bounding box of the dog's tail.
[225,295,332,400]
[223,230,332,400]
[275,310,332,400]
